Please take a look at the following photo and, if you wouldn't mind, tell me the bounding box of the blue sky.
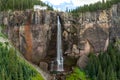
[41,0,103,11]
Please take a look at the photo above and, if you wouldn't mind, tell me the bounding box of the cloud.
[42,0,102,6]
[41,0,71,5]
[72,0,102,7]
[41,0,102,11]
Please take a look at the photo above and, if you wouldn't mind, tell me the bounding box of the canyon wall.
[0,3,120,68]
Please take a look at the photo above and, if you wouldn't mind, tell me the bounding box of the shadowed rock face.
[1,11,58,64]
[83,25,108,53]
[0,3,120,67]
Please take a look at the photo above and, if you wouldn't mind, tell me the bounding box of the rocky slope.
[0,3,120,70]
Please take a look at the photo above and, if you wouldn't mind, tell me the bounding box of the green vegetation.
[0,33,44,80]
[85,44,120,80]
[66,43,120,80]
[70,0,120,16]
[115,39,120,50]
[0,32,7,38]
[0,0,53,11]
[66,67,90,80]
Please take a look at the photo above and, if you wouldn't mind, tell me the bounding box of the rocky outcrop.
[0,11,58,64]
[77,55,89,69]
[63,3,120,57]
[0,3,120,69]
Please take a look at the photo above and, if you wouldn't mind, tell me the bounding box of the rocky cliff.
[0,3,120,70]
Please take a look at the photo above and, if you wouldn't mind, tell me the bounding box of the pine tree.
[18,65,24,80]
[106,64,113,80]
[111,70,117,80]
[97,65,103,80]
[1,69,5,80]
[102,72,106,80]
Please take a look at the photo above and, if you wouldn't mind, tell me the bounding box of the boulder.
[72,44,79,55]
[77,55,89,69]
[3,17,8,26]
[63,31,68,41]
[39,62,48,72]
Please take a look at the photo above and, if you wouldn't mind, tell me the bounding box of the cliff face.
[63,3,120,57]
[1,3,120,67]
[1,11,58,64]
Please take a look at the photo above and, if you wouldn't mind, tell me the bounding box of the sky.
[41,0,103,11]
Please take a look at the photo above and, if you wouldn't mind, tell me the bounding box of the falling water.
[34,11,40,24]
[56,16,64,71]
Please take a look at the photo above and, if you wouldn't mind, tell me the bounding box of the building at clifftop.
[34,5,47,11]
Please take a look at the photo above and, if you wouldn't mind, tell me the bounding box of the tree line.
[85,44,120,80]
[0,0,53,11]
[70,0,120,16]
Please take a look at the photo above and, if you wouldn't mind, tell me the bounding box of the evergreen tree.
[70,0,120,16]
[0,0,53,11]
[0,33,44,80]
[102,72,106,80]
[97,65,103,80]
[85,44,120,80]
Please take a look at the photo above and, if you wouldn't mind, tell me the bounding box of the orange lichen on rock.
[24,22,33,61]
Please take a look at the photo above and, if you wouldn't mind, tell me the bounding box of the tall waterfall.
[56,16,64,71]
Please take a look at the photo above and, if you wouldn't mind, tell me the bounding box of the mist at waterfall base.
[50,16,64,72]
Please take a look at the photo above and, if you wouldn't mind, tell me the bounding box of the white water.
[35,11,40,24]
[56,16,64,71]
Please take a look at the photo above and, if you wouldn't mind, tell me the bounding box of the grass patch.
[66,67,90,80]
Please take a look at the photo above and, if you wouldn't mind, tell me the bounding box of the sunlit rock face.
[63,3,120,57]
[0,3,120,67]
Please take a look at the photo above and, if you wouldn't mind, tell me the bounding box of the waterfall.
[56,16,64,71]
[34,11,40,24]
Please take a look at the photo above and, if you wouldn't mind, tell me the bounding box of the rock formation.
[0,3,120,69]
